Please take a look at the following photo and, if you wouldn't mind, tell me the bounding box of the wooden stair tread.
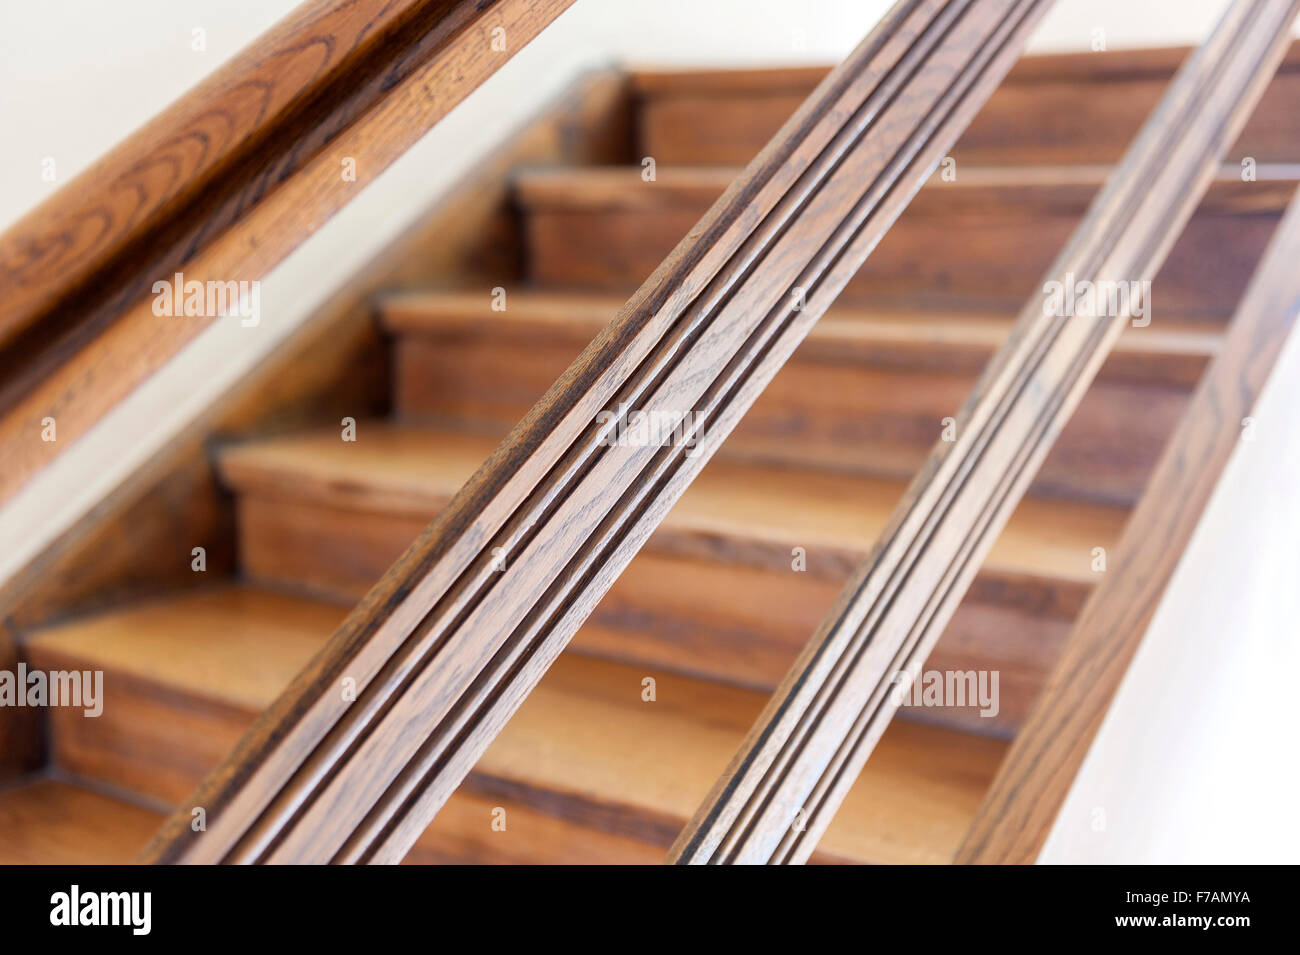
[515,162,1113,200]
[25,586,347,712]
[19,589,668,864]
[0,779,162,864]
[380,288,1225,366]
[0,677,658,866]
[476,653,1006,864]
[24,586,1004,863]
[631,46,1300,168]
[630,63,836,97]
[410,788,667,864]
[626,47,1226,96]
[513,164,1298,319]
[217,421,1125,587]
[26,49,1284,864]
[512,162,1300,212]
[382,291,1219,506]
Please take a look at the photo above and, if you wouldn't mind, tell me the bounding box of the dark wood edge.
[0,70,633,786]
[0,0,575,507]
[955,188,1300,865]
[0,623,43,778]
[628,40,1300,97]
[138,0,1054,864]
[510,162,1300,217]
[667,0,1300,865]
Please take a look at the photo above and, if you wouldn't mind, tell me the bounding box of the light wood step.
[16,587,663,864]
[215,421,1125,734]
[382,290,1222,505]
[631,44,1300,165]
[24,586,1007,864]
[0,778,163,864]
[512,164,1299,318]
[383,290,1222,384]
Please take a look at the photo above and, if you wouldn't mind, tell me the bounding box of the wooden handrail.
[957,189,1300,864]
[0,0,574,506]
[668,0,1300,865]
[141,0,1055,864]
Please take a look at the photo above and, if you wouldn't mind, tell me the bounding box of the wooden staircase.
[3,46,1297,864]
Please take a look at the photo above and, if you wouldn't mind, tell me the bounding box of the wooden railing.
[669,0,1300,865]
[4,0,1274,864]
[141,0,1056,864]
[958,188,1300,864]
[0,0,574,507]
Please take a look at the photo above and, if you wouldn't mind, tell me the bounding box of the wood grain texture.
[669,0,1300,865]
[0,70,629,784]
[405,789,669,865]
[382,289,1223,387]
[386,290,1222,505]
[0,779,165,865]
[218,424,1116,595]
[140,0,1054,864]
[23,598,666,866]
[25,586,1003,864]
[0,70,631,634]
[516,164,1298,318]
[217,421,1114,735]
[0,0,575,507]
[634,42,1300,165]
[956,190,1300,865]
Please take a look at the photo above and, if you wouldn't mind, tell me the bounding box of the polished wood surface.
[140,0,1054,864]
[382,289,1224,387]
[516,164,1298,318]
[386,290,1224,505]
[669,0,1300,865]
[634,42,1300,166]
[9,7,1296,865]
[26,585,1003,864]
[0,0,575,507]
[219,423,1118,591]
[216,420,1118,736]
[0,70,632,785]
[0,780,164,865]
[956,190,1300,864]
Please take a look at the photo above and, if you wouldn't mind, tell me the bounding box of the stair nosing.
[376,288,1225,366]
[216,420,1121,592]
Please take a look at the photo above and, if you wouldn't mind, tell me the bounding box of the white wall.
[2,0,1296,863]
[0,0,892,584]
[1040,317,1300,865]
[0,0,1250,231]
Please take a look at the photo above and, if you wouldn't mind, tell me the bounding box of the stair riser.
[235,492,1079,736]
[574,554,1071,738]
[393,330,1195,506]
[405,788,668,864]
[637,56,1300,165]
[521,183,1286,319]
